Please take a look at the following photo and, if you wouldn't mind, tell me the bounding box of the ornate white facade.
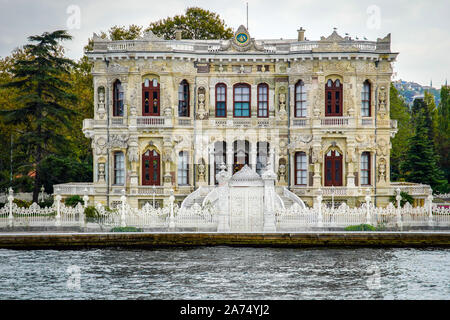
[56,26,433,209]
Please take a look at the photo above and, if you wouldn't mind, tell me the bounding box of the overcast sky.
[1,0,448,87]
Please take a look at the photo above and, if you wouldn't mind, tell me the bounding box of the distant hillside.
[393,80,441,106]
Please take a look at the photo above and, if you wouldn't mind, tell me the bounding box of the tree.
[84,25,143,51]
[390,83,413,181]
[0,30,77,202]
[146,7,234,40]
[436,86,450,183]
[401,103,447,193]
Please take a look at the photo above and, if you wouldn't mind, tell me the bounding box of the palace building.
[55,25,432,208]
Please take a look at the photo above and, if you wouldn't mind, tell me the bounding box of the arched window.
[295,152,307,186]
[142,78,160,116]
[325,79,343,116]
[113,80,124,117]
[215,83,227,117]
[257,83,269,118]
[113,152,125,185]
[361,152,371,185]
[233,83,251,117]
[295,80,307,117]
[178,80,189,117]
[142,149,160,186]
[361,80,371,117]
[178,151,189,185]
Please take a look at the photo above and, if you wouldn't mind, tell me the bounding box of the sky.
[0,0,449,87]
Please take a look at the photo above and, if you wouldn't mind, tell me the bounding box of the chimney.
[297,27,305,41]
[175,29,182,40]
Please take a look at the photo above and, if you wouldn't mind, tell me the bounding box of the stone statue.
[98,163,105,182]
[198,161,206,182]
[278,164,286,183]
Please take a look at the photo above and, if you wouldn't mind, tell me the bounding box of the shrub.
[84,206,99,219]
[110,226,143,232]
[345,224,376,231]
[64,195,83,207]
[38,199,54,208]
[13,199,31,208]
[390,191,414,207]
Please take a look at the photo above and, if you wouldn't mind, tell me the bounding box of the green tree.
[0,30,77,202]
[437,86,450,183]
[390,83,413,181]
[401,102,447,193]
[146,7,234,40]
[84,25,143,51]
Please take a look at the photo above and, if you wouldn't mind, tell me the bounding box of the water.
[0,247,448,300]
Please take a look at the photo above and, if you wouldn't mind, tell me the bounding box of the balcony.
[136,116,170,128]
[361,118,373,126]
[320,117,350,127]
[292,118,309,127]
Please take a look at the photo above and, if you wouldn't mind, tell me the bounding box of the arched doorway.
[233,140,249,174]
[142,149,160,185]
[324,150,343,186]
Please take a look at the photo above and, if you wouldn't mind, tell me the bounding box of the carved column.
[262,149,277,232]
[216,164,231,232]
[209,145,215,185]
[346,143,356,188]
[250,141,257,171]
[226,143,233,174]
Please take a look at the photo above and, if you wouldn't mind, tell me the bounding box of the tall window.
[233,83,250,117]
[295,152,307,186]
[325,79,343,116]
[113,152,125,185]
[361,80,371,117]
[178,80,189,117]
[295,80,307,117]
[113,80,124,117]
[142,78,160,116]
[257,83,268,118]
[361,152,371,185]
[178,151,189,185]
[216,83,226,117]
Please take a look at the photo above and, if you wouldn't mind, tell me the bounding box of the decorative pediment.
[229,165,263,186]
[140,30,162,41]
[220,25,266,52]
[320,30,345,42]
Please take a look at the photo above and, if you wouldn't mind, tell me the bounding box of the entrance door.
[229,187,264,232]
[142,80,160,116]
[142,150,160,185]
[324,150,343,186]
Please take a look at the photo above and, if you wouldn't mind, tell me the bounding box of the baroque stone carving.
[288,135,313,150]
[197,158,206,182]
[95,137,107,155]
[127,137,139,163]
[97,162,105,182]
[278,164,286,183]
[97,87,106,119]
[376,138,388,157]
[378,86,387,118]
[378,158,387,182]
[108,134,129,149]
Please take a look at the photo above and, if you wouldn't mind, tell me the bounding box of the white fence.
[1,188,450,231]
